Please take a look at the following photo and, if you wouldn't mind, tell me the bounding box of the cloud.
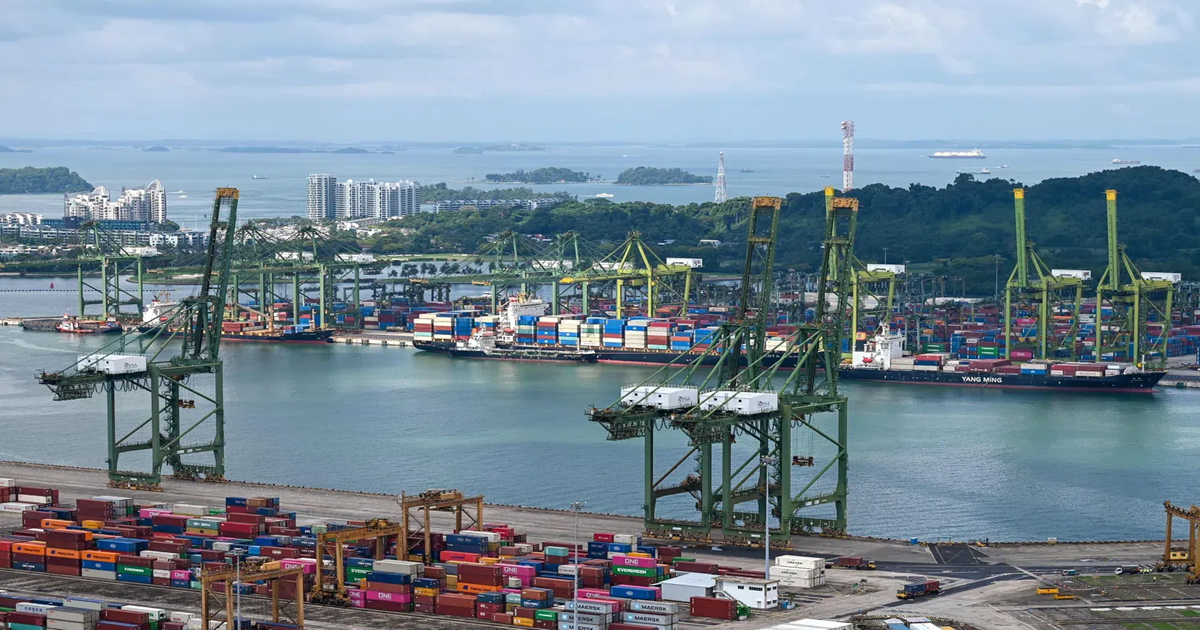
[0,0,1196,139]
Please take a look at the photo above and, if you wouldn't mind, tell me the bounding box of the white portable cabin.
[620,386,699,410]
[714,576,780,610]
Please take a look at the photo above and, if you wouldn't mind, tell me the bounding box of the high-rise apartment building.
[327,177,418,219]
[64,180,167,223]
[307,174,338,220]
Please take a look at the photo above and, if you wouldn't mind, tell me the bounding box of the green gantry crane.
[1003,188,1084,361]
[587,194,854,544]
[36,188,240,489]
[74,221,148,321]
[1096,190,1176,368]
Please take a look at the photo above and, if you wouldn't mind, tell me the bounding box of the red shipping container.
[690,596,736,620]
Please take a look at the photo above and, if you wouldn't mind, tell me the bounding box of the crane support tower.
[1161,501,1200,583]
[1003,188,1084,361]
[202,560,305,629]
[399,489,485,563]
[74,222,147,320]
[36,188,239,490]
[587,193,854,545]
[311,518,405,605]
[1096,190,1176,368]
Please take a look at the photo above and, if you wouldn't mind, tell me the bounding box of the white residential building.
[332,178,419,219]
[307,174,338,220]
[63,180,168,223]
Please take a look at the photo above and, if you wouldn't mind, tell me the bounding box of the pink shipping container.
[366,591,411,603]
[611,555,657,569]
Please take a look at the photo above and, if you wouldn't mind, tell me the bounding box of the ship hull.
[56,323,122,334]
[839,368,1163,393]
[415,341,1163,392]
[413,340,597,363]
[137,325,334,344]
[928,155,986,159]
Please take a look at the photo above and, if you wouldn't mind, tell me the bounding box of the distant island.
[454,143,545,155]
[217,146,373,154]
[484,167,594,184]
[615,167,712,185]
[0,146,14,153]
[143,146,170,152]
[418,183,572,202]
[0,166,92,194]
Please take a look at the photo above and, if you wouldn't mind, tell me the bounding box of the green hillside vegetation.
[0,166,93,194]
[616,167,713,185]
[418,183,573,202]
[367,167,1200,293]
[484,168,592,184]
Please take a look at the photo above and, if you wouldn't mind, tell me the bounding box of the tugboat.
[56,315,121,334]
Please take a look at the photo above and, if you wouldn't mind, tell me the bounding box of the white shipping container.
[629,601,679,614]
[16,495,51,505]
[1142,271,1182,283]
[172,503,207,516]
[141,550,181,560]
[62,598,105,611]
[373,559,425,575]
[666,257,703,268]
[0,477,14,487]
[169,612,197,623]
[912,365,939,372]
[17,603,57,614]
[612,534,639,545]
[152,569,171,578]
[769,566,823,578]
[866,263,906,274]
[774,555,825,569]
[81,568,117,580]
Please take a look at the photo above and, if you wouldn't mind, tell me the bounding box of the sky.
[1,0,1197,142]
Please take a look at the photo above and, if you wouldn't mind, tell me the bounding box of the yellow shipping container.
[414,587,439,597]
[513,618,535,628]
[480,557,499,565]
[82,520,106,529]
[627,552,651,558]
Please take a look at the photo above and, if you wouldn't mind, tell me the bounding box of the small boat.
[739,169,754,173]
[252,175,269,180]
[1111,159,1140,165]
[595,192,615,198]
[979,168,991,174]
[178,194,188,199]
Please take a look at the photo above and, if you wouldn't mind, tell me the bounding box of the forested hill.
[369,166,1200,290]
[0,166,93,194]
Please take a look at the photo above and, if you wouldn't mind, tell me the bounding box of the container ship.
[928,149,986,159]
[414,298,1165,392]
[843,327,1164,393]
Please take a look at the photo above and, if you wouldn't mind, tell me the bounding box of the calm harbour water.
[2,144,1199,220]
[2,277,1198,542]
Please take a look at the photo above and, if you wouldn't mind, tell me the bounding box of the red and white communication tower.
[841,121,855,193]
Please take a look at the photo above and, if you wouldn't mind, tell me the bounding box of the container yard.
[0,461,1194,630]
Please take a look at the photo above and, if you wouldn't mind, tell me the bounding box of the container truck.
[896,580,940,599]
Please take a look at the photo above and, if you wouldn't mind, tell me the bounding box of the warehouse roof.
[654,572,716,588]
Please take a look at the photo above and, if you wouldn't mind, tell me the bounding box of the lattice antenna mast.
[714,151,728,203]
[841,121,855,193]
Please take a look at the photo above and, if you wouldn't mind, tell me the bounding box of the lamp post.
[761,455,776,579]
[570,501,586,623]
[230,548,246,627]
[883,247,889,264]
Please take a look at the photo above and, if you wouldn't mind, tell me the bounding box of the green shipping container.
[346,567,370,580]
[671,557,695,564]
[118,565,152,576]
[535,610,559,621]
[612,565,657,578]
